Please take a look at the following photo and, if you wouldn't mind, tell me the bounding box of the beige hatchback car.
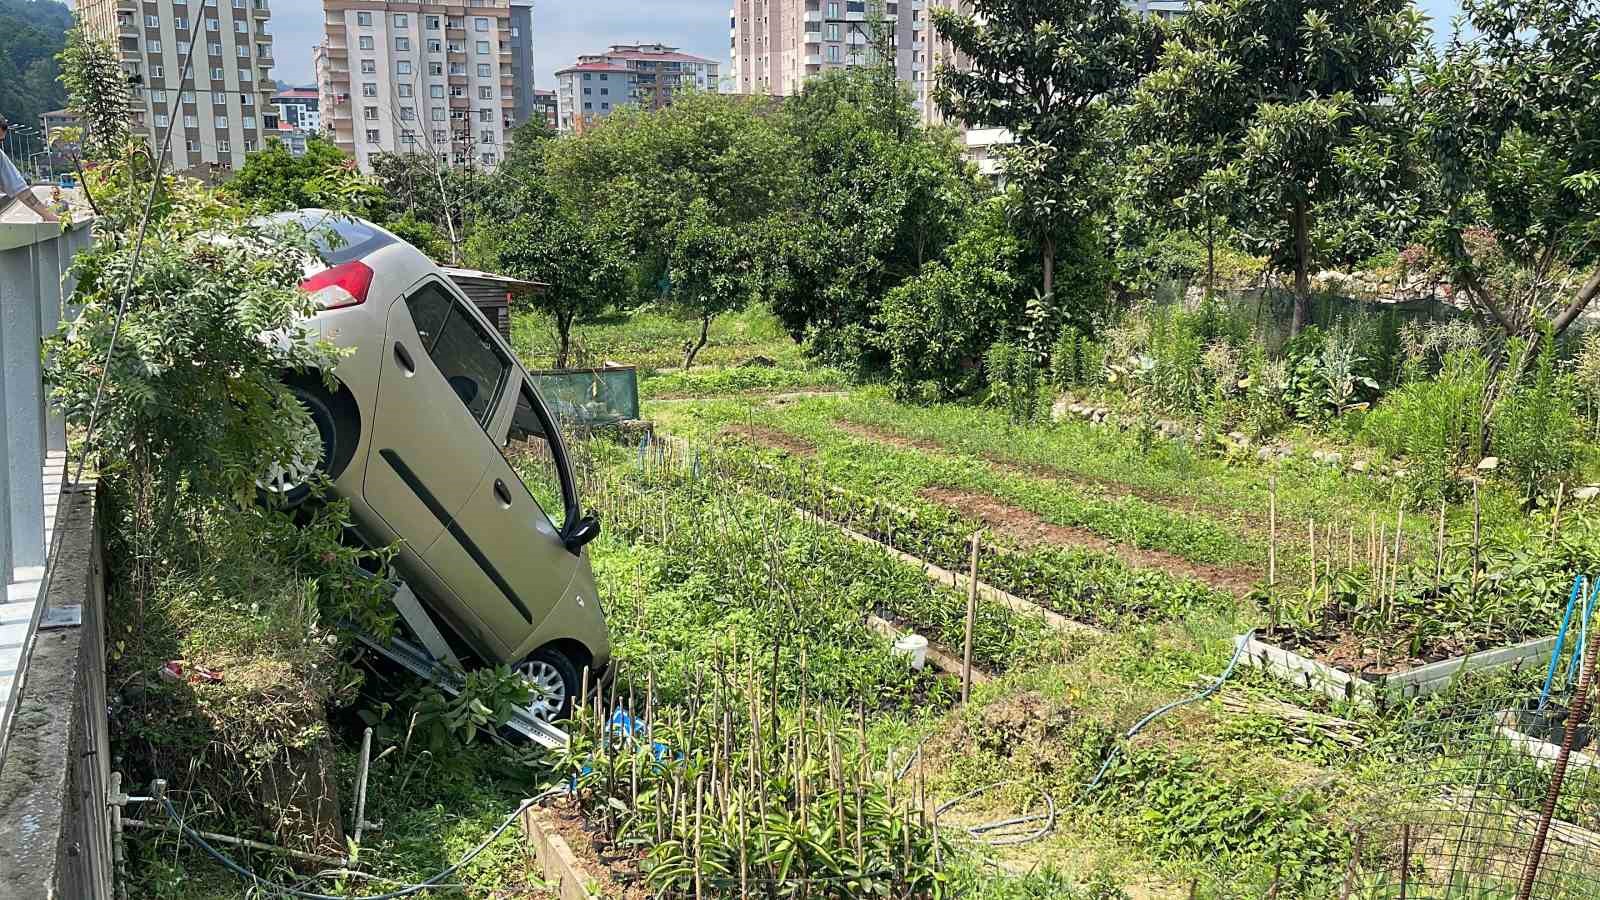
[264,210,609,721]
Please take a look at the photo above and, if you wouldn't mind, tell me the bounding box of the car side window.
[503,381,573,532]
[405,282,509,428]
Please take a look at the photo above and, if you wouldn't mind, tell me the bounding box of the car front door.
[363,278,500,555]
[435,377,582,659]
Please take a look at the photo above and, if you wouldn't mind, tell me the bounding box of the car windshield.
[260,210,396,266]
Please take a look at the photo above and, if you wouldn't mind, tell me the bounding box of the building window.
[178,40,191,55]
[396,60,412,74]
[433,128,447,142]
[827,23,840,40]
[181,90,196,103]
[214,114,229,128]
[429,61,444,75]
[476,40,489,54]
[827,45,841,62]
[398,83,413,97]
[478,86,492,99]
[361,59,376,74]
[210,66,225,80]
[363,82,377,97]
[359,35,373,50]
[144,13,159,26]
[400,106,415,120]
[396,37,411,51]
[431,107,445,120]
[600,88,608,96]
[402,129,416,144]
[828,1,839,16]
[154,113,169,128]
[244,139,256,151]
[584,86,591,95]
[474,16,488,31]
[234,19,246,33]
[218,139,231,152]
[366,129,380,142]
[147,38,163,52]
[237,45,249,58]
[186,138,200,152]
[184,112,199,127]
[241,92,254,106]
[208,41,222,55]
[426,15,441,29]
[356,11,371,26]
[478,108,492,122]
[427,38,442,52]
[477,63,490,77]
[240,67,253,82]
[479,129,494,143]
[364,105,378,120]
[430,84,444,98]
[481,152,496,165]
[151,64,164,79]
[206,17,218,29]
[393,13,408,27]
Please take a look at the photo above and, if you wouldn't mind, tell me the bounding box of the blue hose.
[1539,577,1584,712]
[1564,578,1600,693]
[1084,630,1256,793]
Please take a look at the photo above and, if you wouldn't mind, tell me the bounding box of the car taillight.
[300,260,374,310]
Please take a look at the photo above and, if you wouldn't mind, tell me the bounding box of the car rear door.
[441,377,583,656]
[364,278,502,552]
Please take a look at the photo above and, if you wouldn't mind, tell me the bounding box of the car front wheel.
[518,646,580,723]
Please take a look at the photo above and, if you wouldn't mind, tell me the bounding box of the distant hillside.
[0,0,72,137]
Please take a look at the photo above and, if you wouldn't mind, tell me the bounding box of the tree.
[225,137,371,213]
[768,68,976,367]
[544,92,800,366]
[933,0,1159,304]
[1410,0,1600,364]
[57,25,131,161]
[1133,0,1426,334]
[0,0,70,138]
[469,181,627,368]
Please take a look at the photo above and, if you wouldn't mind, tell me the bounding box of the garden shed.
[441,266,546,341]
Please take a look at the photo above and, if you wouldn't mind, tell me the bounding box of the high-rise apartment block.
[316,0,519,171]
[505,0,538,128]
[729,0,953,120]
[76,0,279,173]
[555,44,719,134]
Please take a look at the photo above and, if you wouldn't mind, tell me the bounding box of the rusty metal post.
[1517,629,1600,900]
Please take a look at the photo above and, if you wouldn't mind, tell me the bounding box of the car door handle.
[493,479,513,508]
[393,342,415,375]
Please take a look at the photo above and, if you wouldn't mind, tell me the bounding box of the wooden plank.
[520,805,598,900]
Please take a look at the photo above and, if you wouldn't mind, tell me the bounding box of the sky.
[266,0,1467,90]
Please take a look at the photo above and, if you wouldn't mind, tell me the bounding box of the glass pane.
[412,287,509,426]
[504,382,570,531]
[406,283,452,350]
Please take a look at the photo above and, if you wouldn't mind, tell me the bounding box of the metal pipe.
[143,778,350,868]
[353,726,374,848]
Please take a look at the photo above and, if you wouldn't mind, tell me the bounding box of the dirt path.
[920,487,1261,598]
[720,423,816,456]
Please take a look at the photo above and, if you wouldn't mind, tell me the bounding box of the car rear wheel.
[258,383,339,509]
[518,646,580,723]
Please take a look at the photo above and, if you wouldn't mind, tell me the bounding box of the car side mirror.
[563,513,601,555]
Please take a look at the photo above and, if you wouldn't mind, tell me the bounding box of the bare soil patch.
[920,486,1261,599]
[538,798,651,900]
[1263,623,1462,675]
[721,423,816,456]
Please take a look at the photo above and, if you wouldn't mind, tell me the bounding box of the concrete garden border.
[519,804,600,900]
[1494,708,1600,773]
[1234,632,1559,705]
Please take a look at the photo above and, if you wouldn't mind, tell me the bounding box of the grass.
[512,302,812,373]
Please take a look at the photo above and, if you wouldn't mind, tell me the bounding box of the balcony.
[446,27,466,39]
[449,97,469,109]
[448,74,467,85]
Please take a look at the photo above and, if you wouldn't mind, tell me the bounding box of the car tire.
[517,646,581,723]
[259,382,341,510]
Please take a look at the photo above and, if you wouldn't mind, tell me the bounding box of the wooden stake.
[1435,500,1446,598]
[694,774,704,900]
[1471,481,1482,605]
[1309,518,1317,594]
[962,533,979,703]
[1268,476,1278,588]
[1553,482,1566,534]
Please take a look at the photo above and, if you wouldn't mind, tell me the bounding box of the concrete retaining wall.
[0,484,112,900]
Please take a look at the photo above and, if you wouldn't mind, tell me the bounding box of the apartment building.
[316,0,519,171]
[76,0,278,173]
[505,0,538,127]
[555,44,719,134]
[531,88,558,128]
[729,0,952,120]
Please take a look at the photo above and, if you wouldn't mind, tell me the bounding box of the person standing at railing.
[0,115,59,223]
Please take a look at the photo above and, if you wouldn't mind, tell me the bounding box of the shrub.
[1574,329,1600,438]
[878,197,1028,400]
[1491,338,1582,501]
[1361,350,1489,502]
[986,341,1046,425]
[1051,325,1104,390]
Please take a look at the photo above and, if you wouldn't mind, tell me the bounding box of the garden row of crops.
[690,420,1600,666]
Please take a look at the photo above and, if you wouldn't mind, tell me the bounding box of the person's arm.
[14,190,59,223]
[0,150,56,223]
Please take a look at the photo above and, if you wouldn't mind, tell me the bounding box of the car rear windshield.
[263,211,395,265]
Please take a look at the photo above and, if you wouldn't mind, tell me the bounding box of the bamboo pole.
[962,533,979,703]
[1268,476,1278,588]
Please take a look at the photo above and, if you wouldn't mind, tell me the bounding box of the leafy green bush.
[986,341,1046,425]
[1051,325,1105,389]
[1361,350,1489,502]
[1491,338,1582,501]
[878,197,1028,401]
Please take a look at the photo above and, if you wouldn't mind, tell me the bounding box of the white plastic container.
[893,633,929,671]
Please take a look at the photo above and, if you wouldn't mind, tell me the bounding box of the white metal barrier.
[0,216,94,758]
